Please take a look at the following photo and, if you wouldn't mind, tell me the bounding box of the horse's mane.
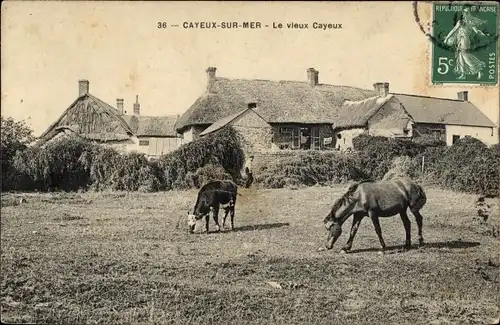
[331,179,373,213]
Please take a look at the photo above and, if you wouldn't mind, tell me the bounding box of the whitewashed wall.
[336,128,366,150]
[445,125,497,146]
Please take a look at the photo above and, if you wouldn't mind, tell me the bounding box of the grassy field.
[1,185,499,325]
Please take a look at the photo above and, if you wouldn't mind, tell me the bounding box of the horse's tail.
[410,184,427,211]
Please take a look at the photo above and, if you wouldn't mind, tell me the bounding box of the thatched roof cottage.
[38,80,181,156]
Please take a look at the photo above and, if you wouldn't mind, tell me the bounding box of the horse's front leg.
[341,213,364,253]
[399,210,412,251]
[369,211,386,254]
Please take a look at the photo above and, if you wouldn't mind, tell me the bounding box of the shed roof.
[199,108,269,136]
[393,93,496,127]
[121,115,179,137]
[333,95,396,130]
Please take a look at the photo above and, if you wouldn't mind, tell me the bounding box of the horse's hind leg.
[341,213,364,253]
[411,209,424,247]
[399,211,412,251]
[369,211,386,254]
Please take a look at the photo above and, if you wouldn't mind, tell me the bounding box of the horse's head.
[323,192,357,249]
[325,222,343,250]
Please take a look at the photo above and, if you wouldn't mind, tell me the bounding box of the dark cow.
[187,180,238,234]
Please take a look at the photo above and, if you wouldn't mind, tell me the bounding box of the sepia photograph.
[1,1,499,324]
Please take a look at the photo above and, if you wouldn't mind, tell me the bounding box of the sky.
[1,1,499,136]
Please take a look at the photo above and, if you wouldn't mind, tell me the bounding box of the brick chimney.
[206,67,217,93]
[133,95,140,116]
[373,82,390,97]
[307,68,319,87]
[116,98,124,114]
[457,91,468,101]
[248,102,257,109]
[78,80,89,97]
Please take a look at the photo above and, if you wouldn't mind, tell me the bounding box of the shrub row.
[4,124,498,196]
[255,135,498,197]
[8,127,244,192]
[255,151,366,188]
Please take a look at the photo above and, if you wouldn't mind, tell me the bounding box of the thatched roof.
[333,95,396,131]
[39,93,134,142]
[175,77,377,131]
[121,115,179,137]
[393,94,496,128]
[37,126,132,147]
[176,72,497,132]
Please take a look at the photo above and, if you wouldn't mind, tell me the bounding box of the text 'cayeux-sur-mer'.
[178,21,342,30]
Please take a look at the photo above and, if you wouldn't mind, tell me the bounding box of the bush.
[1,117,35,190]
[159,126,244,190]
[353,135,425,180]
[382,156,416,180]
[413,135,447,148]
[12,136,163,192]
[185,164,233,189]
[435,137,498,196]
[255,151,365,189]
[13,136,94,191]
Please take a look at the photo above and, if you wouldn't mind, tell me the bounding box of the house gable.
[367,97,413,137]
[40,94,134,142]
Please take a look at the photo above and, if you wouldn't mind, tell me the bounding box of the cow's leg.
[411,209,424,247]
[205,214,210,234]
[222,207,230,230]
[230,203,235,231]
[212,206,221,232]
[400,210,412,251]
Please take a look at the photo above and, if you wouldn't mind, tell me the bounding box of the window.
[139,139,150,146]
[452,135,460,144]
[337,133,342,139]
[280,127,293,135]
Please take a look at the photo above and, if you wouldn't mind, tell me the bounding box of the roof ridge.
[391,92,471,103]
[88,94,135,134]
[215,77,373,91]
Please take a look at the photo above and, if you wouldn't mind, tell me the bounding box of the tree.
[1,116,35,189]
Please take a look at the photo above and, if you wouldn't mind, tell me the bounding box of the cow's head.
[187,212,197,233]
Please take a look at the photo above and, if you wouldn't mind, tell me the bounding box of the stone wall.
[234,126,273,156]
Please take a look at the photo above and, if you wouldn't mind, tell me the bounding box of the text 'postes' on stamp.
[431,3,499,85]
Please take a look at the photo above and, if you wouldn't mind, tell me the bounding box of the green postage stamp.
[431,2,499,84]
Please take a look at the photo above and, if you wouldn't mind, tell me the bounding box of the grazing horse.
[323,178,427,254]
[188,180,238,234]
